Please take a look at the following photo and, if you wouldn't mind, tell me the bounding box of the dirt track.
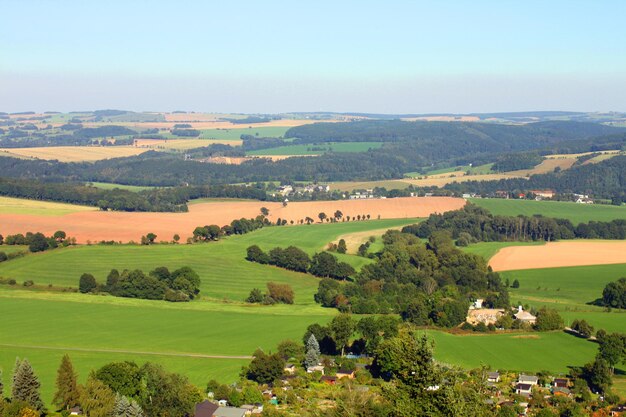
[0,197,464,243]
[489,241,626,271]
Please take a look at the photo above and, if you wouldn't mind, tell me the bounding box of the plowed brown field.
[0,197,464,243]
[489,241,626,271]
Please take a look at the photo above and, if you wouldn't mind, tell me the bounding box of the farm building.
[532,189,555,199]
[513,306,537,324]
[487,372,500,383]
[336,368,356,379]
[466,308,505,325]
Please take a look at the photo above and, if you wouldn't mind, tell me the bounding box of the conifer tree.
[53,354,80,410]
[305,334,321,368]
[12,358,44,411]
[113,393,145,417]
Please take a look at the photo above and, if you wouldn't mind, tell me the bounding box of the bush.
[23,280,34,287]
[267,282,294,304]
[79,273,97,293]
[0,251,7,262]
[535,308,564,331]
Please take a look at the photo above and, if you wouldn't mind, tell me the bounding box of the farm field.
[501,263,626,332]
[330,180,412,192]
[405,163,494,178]
[424,330,600,374]
[0,245,28,255]
[200,126,290,139]
[462,241,545,261]
[470,198,626,224]
[0,196,96,216]
[0,146,148,162]
[0,218,417,300]
[88,182,159,192]
[248,142,383,156]
[134,138,242,149]
[490,241,626,271]
[0,196,464,242]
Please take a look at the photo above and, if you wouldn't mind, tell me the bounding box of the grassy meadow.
[248,142,383,156]
[470,198,626,225]
[199,126,290,140]
[0,196,96,216]
[88,182,159,192]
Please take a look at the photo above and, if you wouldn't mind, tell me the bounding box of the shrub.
[0,251,7,262]
[23,280,34,287]
[79,273,97,293]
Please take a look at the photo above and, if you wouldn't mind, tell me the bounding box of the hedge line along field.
[424,330,599,374]
[247,142,384,156]
[469,198,626,224]
[0,219,417,303]
[502,263,626,333]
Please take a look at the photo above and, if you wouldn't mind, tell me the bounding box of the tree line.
[403,204,626,243]
[0,230,74,253]
[79,266,200,302]
[246,245,356,280]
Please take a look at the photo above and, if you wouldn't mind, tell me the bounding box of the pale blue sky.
[2,0,626,113]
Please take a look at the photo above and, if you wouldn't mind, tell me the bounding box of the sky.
[2,0,626,114]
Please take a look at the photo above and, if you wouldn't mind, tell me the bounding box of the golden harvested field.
[0,197,465,243]
[134,138,242,150]
[508,157,577,176]
[402,173,524,187]
[329,226,403,253]
[0,146,148,162]
[489,241,626,271]
[0,196,96,216]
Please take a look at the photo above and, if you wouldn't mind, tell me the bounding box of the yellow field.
[0,196,97,216]
[0,146,148,162]
[508,157,577,176]
[134,139,243,150]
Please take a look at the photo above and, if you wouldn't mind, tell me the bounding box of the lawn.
[0,196,96,216]
[248,142,383,156]
[424,330,599,374]
[470,198,626,225]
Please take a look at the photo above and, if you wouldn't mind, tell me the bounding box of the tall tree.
[305,334,321,369]
[80,374,116,417]
[53,354,80,411]
[329,314,356,356]
[12,358,44,411]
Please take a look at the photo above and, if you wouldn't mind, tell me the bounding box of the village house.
[487,372,500,383]
[553,378,569,388]
[307,364,325,374]
[518,374,539,386]
[320,375,337,385]
[195,401,219,417]
[515,383,533,397]
[513,306,537,325]
[336,368,356,379]
[283,363,296,375]
[213,406,248,417]
[532,189,555,200]
[574,193,594,204]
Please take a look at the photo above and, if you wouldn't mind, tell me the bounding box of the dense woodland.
[404,204,626,243]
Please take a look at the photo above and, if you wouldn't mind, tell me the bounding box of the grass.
[502,263,626,332]
[0,245,29,255]
[0,218,417,302]
[424,330,599,374]
[0,196,96,216]
[470,198,626,225]
[88,182,159,192]
[405,163,494,178]
[248,142,383,156]
[200,127,290,140]
[461,241,545,260]
[0,220,419,404]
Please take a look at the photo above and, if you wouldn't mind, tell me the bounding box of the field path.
[0,196,464,243]
[0,343,252,360]
[490,241,626,271]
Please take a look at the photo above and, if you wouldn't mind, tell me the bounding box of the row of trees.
[193,216,269,242]
[405,204,626,243]
[79,267,200,302]
[246,245,355,280]
[0,231,74,253]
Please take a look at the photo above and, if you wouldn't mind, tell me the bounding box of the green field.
[0,196,97,216]
[200,126,290,140]
[248,142,383,156]
[0,220,422,403]
[0,245,29,255]
[470,198,626,225]
[88,182,159,192]
[425,330,598,374]
[405,163,494,178]
[501,263,626,333]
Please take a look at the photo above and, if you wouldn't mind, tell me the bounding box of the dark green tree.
[337,239,347,254]
[329,314,356,356]
[244,349,284,384]
[79,273,97,293]
[12,358,44,411]
[28,233,49,253]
